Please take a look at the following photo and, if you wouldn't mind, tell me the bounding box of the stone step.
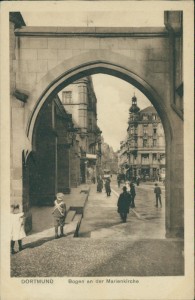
[65,214,83,238]
[65,210,76,224]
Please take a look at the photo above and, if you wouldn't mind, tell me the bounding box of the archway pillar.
[165,117,183,238]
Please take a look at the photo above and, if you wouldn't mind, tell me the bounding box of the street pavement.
[79,180,165,239]
[11,180,184,277]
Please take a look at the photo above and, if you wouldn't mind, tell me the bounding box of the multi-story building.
[101,137,118,175]
[58,76,102,184]
[118,95,165,181]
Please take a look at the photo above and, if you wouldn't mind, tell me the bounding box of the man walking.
[130,182,136,208]
[117,186,132,223]
[154,183,162,207]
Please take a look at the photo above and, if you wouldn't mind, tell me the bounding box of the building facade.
[118,96,165,181]
[58,76,102,184]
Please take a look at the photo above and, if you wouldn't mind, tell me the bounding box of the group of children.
[10,192,67,254]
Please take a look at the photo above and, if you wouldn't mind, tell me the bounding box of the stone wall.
[10,13,184,237]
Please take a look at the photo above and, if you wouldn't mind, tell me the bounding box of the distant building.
[58,76,102,184]
[118,96,165,181]
[101,137,118,175]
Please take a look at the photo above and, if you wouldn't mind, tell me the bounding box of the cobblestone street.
[11,179,184,277]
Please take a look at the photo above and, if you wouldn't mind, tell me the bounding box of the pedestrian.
[136,175,140,186]
[52,193,67,239]
[97,176,103,192]
[117,174,121,188]
[130,182,136,208]
[154,183,162,207]
[105,178,111,196]
[117,186,132,223]
[10,204,26,254]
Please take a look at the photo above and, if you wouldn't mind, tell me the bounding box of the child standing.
[10,204,26,254]
[52,193,67,239]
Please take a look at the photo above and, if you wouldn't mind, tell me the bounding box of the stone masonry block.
[20,37,48,49]
[19,49,37,60]
[37,49,58,60]
[99,38,118,50]
[48,59,59,71]
[84,38,100,49]
[12,179,23,191]
[12,168,22,180]
[137,39,153,50]
[72,50,82,56]
[13,60,28,73]
[152,61,169,73]
[114,49,132,58]
[118,38,138,50]
[20,37,31,48]
[135,50,149,61]
[65,38,85,50]
[57,50,73,61]
[48,38,66,49]
[36,72,47,83]
[27,60,48,73]
[149,48,169,61]
[16,72,37,87]
[151,38,169,49]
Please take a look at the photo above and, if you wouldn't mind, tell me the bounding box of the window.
[143,139,147,147]
[143,114,148,121]
[153,128,157,134]
[153,153,157,161]
[62,91,72,104]
[153,139,157,147]
[141,154,149,163]
[143,124,148,134]
[152,114,157,120]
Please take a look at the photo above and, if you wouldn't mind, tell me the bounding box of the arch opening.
[26,60,171,238]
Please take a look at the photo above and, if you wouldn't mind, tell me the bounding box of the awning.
[86,153,97,160]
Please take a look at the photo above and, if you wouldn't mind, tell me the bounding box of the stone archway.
[24,51,183,238]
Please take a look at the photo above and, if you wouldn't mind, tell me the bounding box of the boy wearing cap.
[52,193,67,239]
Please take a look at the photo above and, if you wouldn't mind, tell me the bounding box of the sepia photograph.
[1,1,194,300]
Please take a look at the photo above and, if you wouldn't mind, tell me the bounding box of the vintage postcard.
[0,1,194,299]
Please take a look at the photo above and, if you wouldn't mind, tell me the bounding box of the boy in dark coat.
[117,186,132,222]
[52,193,67,239]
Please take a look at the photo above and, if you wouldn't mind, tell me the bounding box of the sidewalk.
[22,185,89,247]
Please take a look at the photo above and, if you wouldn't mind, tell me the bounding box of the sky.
[92,74,151,151]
